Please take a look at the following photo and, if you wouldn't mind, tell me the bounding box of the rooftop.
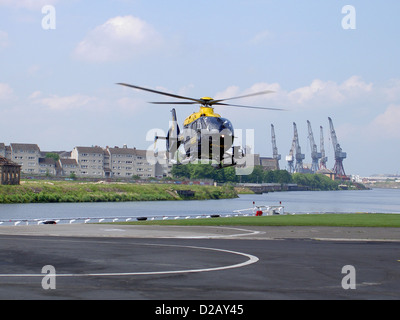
[0,156,20,167]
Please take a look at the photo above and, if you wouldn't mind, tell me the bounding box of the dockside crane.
[294,122,305,173]
[328,117,347,178]
[271,124,281,170]
[286,122,305,173]
[286,134,295,173]
[319,126,328,169]
[307,120,322,173]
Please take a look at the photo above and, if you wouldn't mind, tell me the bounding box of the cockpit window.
[202,117,233,132]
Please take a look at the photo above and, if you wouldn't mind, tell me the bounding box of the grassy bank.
[112,213,400,228]
[0,180,237,204]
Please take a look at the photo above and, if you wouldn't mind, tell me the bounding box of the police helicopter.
[117,83,283,168]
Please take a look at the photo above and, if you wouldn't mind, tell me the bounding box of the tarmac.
[0,223,399,242]
[0,224,399,300]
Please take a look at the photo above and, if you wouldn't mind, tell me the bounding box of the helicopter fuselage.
[181,105,234,162]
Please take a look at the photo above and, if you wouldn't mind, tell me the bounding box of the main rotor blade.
[149,102,197,105]
[211,90,275,104]
[117,83,202,103]
[213,102,285,111]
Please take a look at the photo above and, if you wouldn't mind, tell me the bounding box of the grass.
[0,180,238,203]
[112,213,400,228]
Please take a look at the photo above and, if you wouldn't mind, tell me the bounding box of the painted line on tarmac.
[313,237,400,242]
[171,226,265,239]
[0,242,259,278]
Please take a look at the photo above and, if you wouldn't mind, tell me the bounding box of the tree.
[45,153,60,161]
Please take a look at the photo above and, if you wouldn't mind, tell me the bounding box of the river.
[0,188,399,225]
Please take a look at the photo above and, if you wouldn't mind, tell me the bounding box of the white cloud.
[287,76,373,107]
[214,76,375,112]
[249,30,274,45]
[36,94,97,111]
[73,15,163,62]
[288,79,345,105]
[0,83,13,100]
[214,82,281,103]
[28,91,42,99]
[381,78,400,102]
[370,104,400,138]
[116,97,144,114]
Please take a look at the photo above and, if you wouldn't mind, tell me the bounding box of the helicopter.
[117,83,283,168]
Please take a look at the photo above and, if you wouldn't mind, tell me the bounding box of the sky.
[0,0,399,176]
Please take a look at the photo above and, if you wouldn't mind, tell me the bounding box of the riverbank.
[0,180,238,204]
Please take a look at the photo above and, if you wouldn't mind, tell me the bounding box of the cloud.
[287,76,373,106]
[0,83,13,100]
[213,76,375,113]
[73,15,163,63]
[35,94,97,111]
[370,104,400,138]
[288,79,345,105]
[381,78,400,102]
[249,30,274,45]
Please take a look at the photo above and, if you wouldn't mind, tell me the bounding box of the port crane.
[319,126,328,169]
[286,122,305,173]
[328,117,347,178]
[271,124,281,170]
[307,120,322,173]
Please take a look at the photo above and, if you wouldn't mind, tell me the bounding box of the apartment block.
[105,146,168,179]
[71,146,105,177]
[107,146,137,178]
[38,158,57,176]
[58,158,79,177]
[10,143,41,174]
[0,142,171,179]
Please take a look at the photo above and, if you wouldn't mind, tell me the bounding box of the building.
[316,168,336,180]
[71,146,105,177]
[0,143,5,157]
[105,146,166,179]
[107,146,139,178]
[0,142,171,179]
[38,157,57,176]
[0,156,21,185]
[9,143,41,175]
[259,157,279,171]
[58,158,79,177]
